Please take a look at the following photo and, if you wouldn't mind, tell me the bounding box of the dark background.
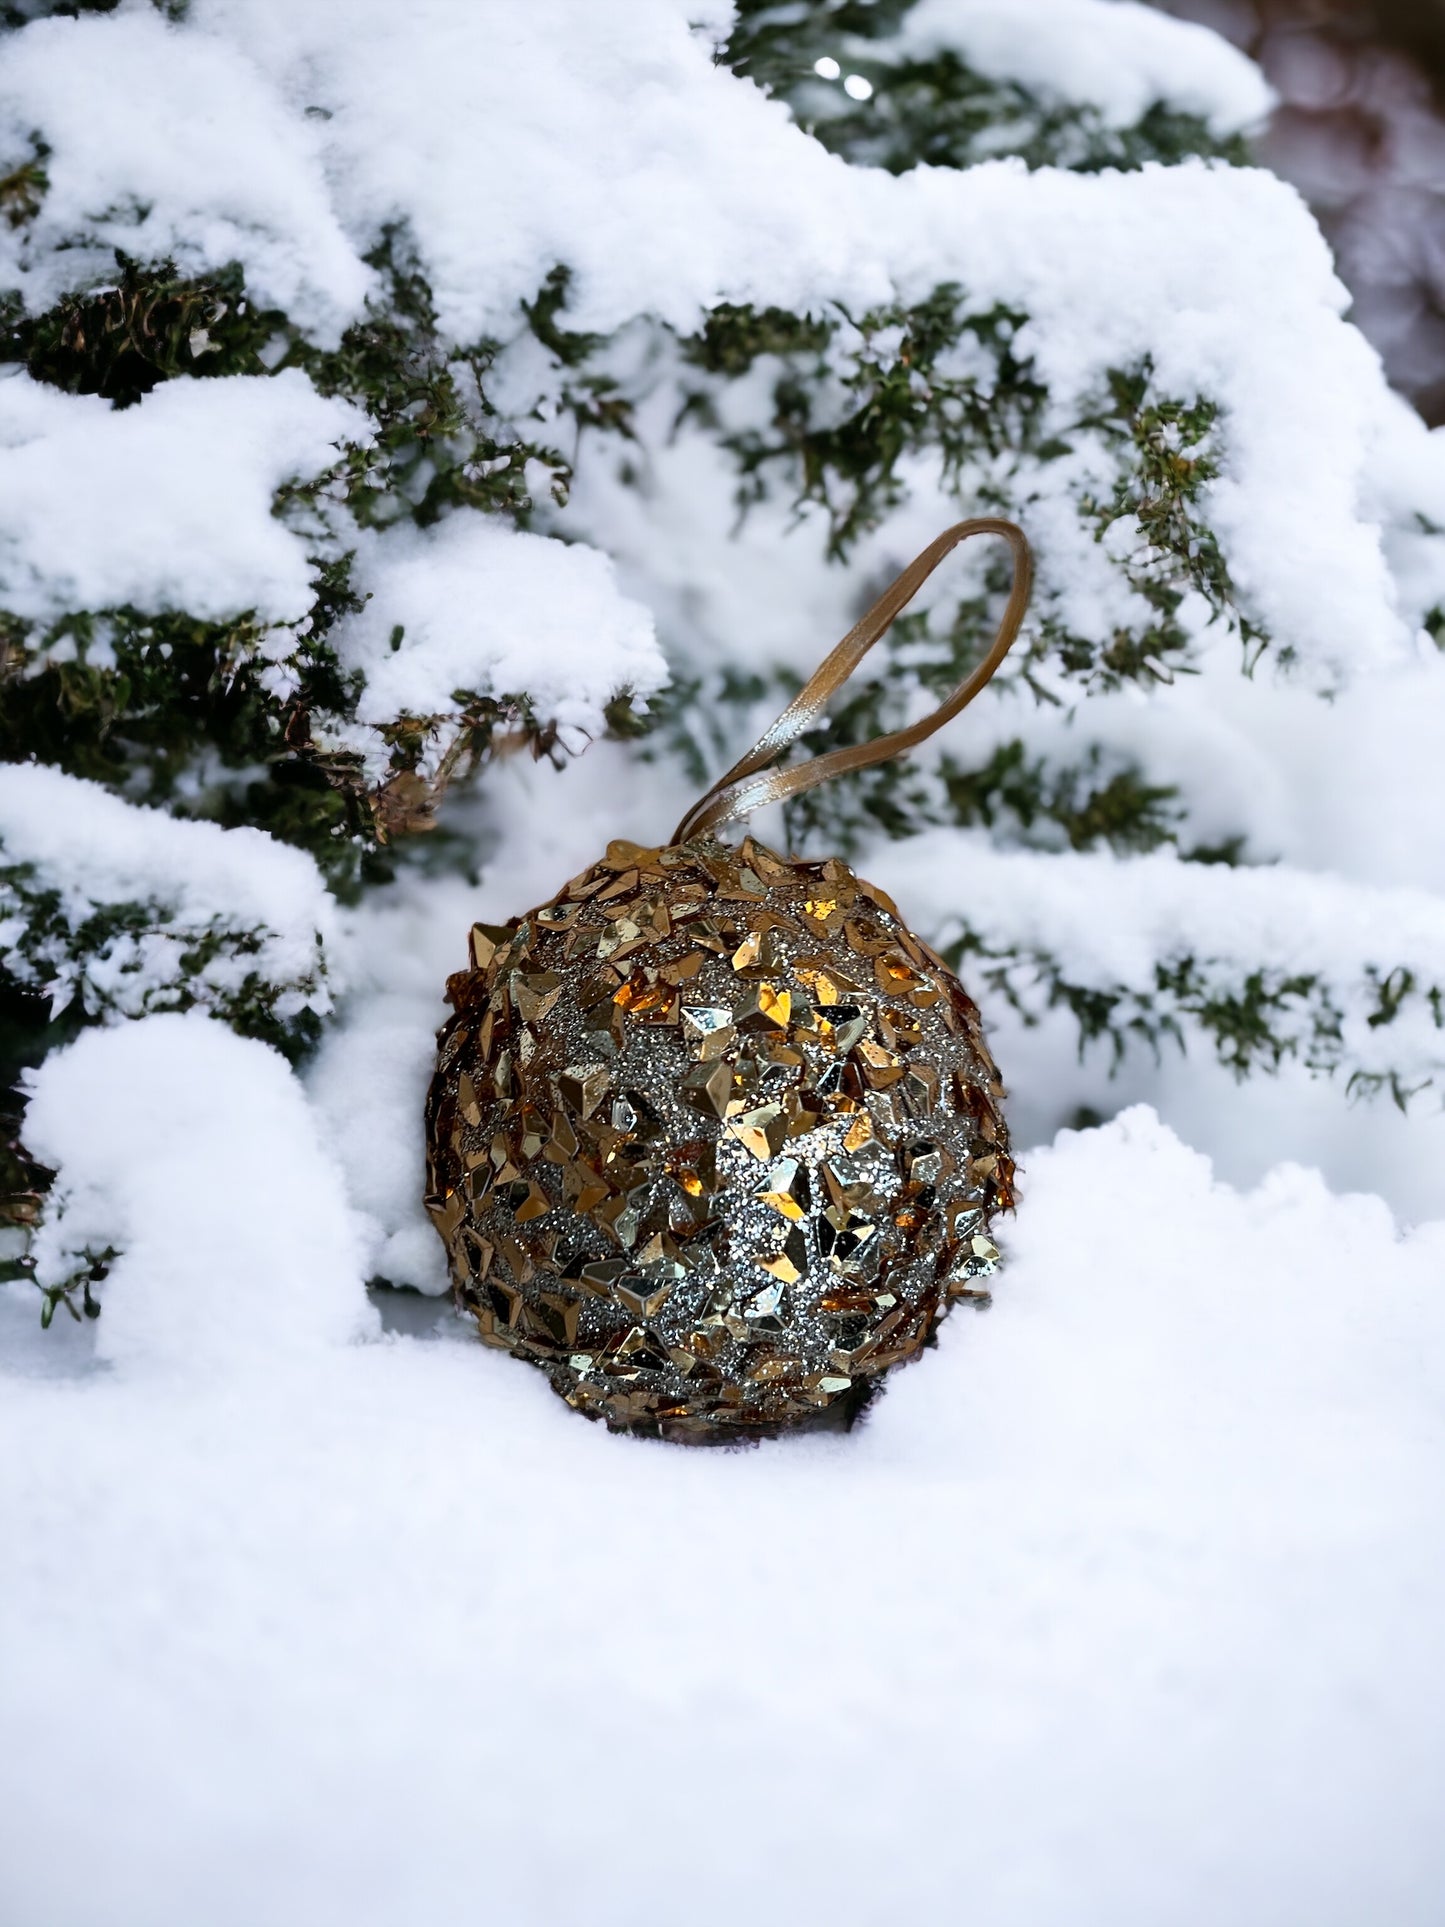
[1157,0,1445,422]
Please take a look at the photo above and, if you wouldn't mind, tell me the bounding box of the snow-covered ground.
[3,3,1445,1921]
[6,1084,1444,1926]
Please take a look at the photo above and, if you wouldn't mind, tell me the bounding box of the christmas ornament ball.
[424,831,1013,1441]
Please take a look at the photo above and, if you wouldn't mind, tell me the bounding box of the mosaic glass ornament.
[425,519,1032,1441]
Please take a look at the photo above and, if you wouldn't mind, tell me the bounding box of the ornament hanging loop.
[672,516,1032,845]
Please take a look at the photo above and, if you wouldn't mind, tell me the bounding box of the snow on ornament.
[424,520,1032,1440]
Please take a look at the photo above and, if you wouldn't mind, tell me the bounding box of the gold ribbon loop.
[671,517,1033,845]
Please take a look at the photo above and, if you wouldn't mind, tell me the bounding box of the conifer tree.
[1,0,1442,1321]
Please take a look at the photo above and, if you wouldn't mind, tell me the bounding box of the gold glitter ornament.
[424,519,1032,1441]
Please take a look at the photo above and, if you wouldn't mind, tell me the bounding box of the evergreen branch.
[678,293,1260,686]
[725,4,1248,175]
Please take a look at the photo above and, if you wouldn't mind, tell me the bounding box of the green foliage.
[0,239,1243,928]
[0,143,47,230]
[726,1,1248,175]
[0,2,122,23]
[0,243,643,895]
[33,1252,110,1329]
[686,292,1048,554]
[679,290,1250,687]
[303,238,581,530]
[942,926,1445,1108]
[0,241,592,524]
[684,303,833,380]
[727,0,917,88]
[0,591,384,897]
[0,979,67,1248]
[2,255,278,404]
[665,288,1256,871]
[0,857,330,1053]
[688,0,1263,862]
[766,651,1189,855]
[940,741,1182,852]
[1074,366,1263,677]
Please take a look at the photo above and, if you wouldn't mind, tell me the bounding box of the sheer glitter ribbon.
[672,518,1033,845]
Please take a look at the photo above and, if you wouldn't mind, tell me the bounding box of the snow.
[0,0,1433,676]
[332,516,666,757]
[962,638,1445,894]
[875,830,1445,1086]
[3,1095,1444,1924]
[0,368,365,624]
[0,762,336,1024]
[895,0,1275,133]
[19,1011,374,1368]
[0,9,370,340]
[304,874,473,1297]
